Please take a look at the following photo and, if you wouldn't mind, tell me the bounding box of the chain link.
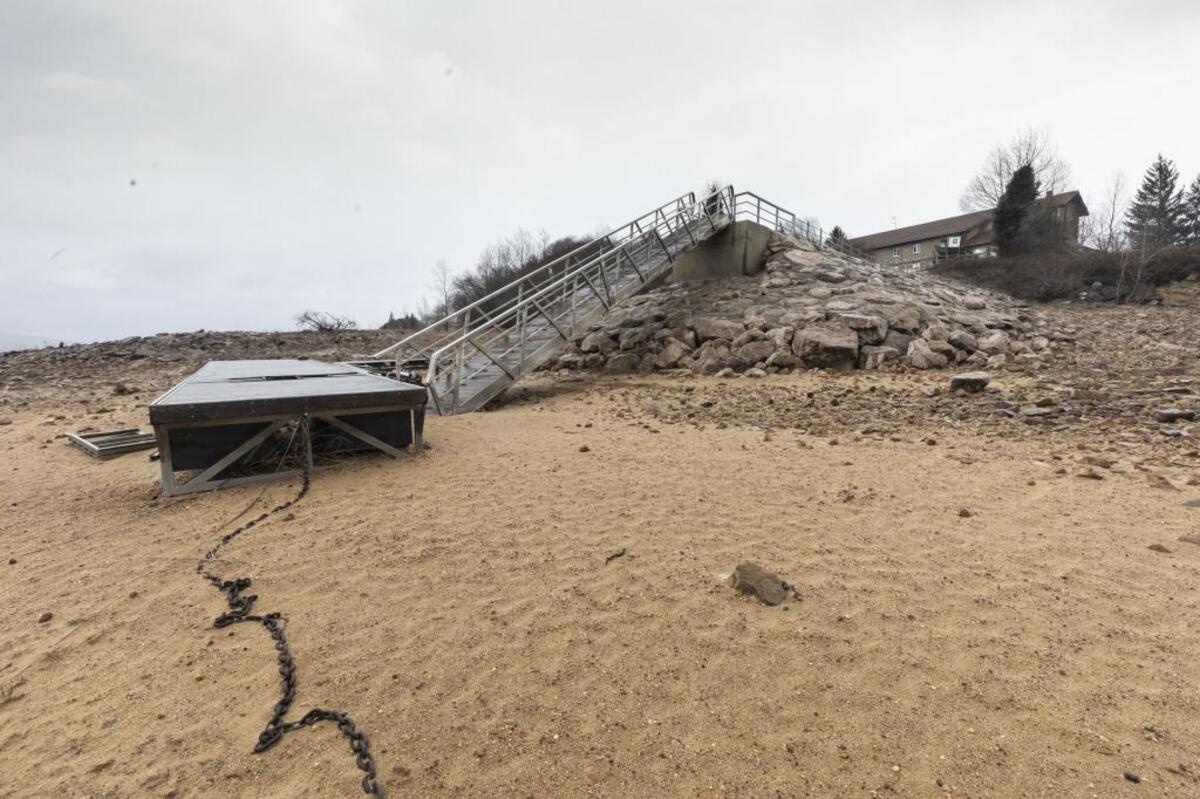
[195,420,383,796]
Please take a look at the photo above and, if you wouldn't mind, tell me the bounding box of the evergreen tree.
[1125,154,1185,253]
[1181,174,1200,246]
[993,164,1038,256]
[825,225,847,247]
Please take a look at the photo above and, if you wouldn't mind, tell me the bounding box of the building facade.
[849,191,1089,268]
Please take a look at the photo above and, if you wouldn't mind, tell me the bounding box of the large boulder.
[580,331,616,354]
[880,304,923,333]
[655,337,692,369]
[922,322,950,342]
[765,326,794,349]
[978,330,1011,355]
[792,325,859,370]
[835,313,889,345]
[780,309,825,328]
[605,353,640,372]
[737,339,776,366]
[766,349,801,368]
[859,345,900,370]
[690,341,735,375]
[692,317,744,343]
[883,329,914,355]
[948,330,978,352]
[906,338,949,369]
[618,325,655,350]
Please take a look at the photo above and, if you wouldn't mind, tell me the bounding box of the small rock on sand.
[1155,408,1196,424]
[1081,455,1116,469]
[730,562,794,606]
[38,612,53,623]
[949,371,990,393]
[1148,543,1172,554]
[1145,472,1178,491]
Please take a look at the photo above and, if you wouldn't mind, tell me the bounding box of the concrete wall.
[669,220,773,282]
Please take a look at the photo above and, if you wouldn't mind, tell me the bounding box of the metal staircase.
[374,186,864,415]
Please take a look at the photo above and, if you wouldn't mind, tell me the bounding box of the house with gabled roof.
[849,191,1089,267]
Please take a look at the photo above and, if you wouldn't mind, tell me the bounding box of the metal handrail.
[729,190,872,260]
[423,189,733,412]
[398,184,869,414]
[373,191,699,361]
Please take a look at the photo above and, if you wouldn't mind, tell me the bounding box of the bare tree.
[294,310,357,332]
[414,296,431,325]
[959,127,1072,211]
[1080,173,1129,254]
[429,259,453,327]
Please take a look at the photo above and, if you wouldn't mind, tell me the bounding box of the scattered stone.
[949,371,990,393]
[730,562,795,606]
[1078,468,1105,480]
[1148,544,1172,554]
[605,547,626,564]
[1123,771,1141,784]
[0,417,12,426]
[38,612,53,623]
[1081,455,1116,469]
[1178,534,1200,546]
[958,508,973,518]
[744,367,767,379]
[1155,407,1196,423]
[1145,472,1178,491]
[578,444,590,453]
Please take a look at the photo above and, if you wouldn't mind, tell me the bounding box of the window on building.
[891,247,900,258]
[912,242,921,254]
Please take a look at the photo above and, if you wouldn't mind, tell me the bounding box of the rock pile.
[553,233,1058,376]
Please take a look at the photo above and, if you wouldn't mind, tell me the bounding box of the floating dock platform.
[149,359,425,496]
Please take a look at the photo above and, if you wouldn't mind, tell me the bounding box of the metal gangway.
[374,187,864,415]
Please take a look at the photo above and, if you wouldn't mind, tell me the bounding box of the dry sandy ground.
[3,373,1200,798]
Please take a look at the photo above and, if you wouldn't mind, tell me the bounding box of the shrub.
[294,310,357,332]
[931,251,1129,302]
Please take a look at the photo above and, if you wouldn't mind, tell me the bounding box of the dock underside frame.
[155,406,422,497]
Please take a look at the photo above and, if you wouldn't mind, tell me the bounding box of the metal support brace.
[530,298,570,341]
[467,336,517,379]
[578,272,610,309]
[652,229,674,262]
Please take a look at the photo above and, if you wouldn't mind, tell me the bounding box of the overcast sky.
[2,0,1198,343]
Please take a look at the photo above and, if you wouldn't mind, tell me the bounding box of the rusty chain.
[195,419,383,796]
